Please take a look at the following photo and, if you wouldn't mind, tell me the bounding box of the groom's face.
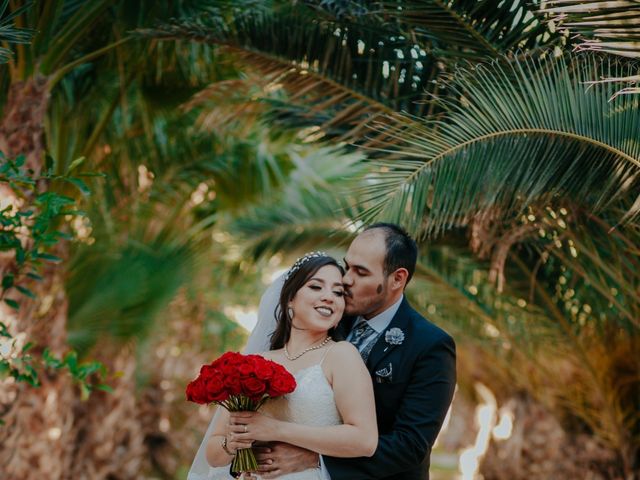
[342,230,391,319]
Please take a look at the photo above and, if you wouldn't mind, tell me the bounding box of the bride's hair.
[270,255,345,350]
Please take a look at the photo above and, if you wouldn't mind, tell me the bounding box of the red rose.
[224,375,242,396]
[187,352,296,408]
[223,352,243,365]
[268,373,296,397]
[271,361,289,374]
[209,357,224,369]
[221,363,237,378]
[238,362,254,377]
[200,364,219,380]
[186,378,209,404]
[242,377,266,399]
[254,362,274,380]
[206,375,228,402]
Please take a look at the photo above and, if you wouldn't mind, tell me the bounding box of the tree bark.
[0,75,153,480]
[0,75,50,172]
[0,75,77,479]
[0,264,76,479]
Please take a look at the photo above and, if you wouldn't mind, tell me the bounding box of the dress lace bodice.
[263,363,341,427]
[257,363,342,480]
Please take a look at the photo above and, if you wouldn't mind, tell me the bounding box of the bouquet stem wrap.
[222,395,267,476]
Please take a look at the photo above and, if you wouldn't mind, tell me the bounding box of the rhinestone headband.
[284,251,328,281]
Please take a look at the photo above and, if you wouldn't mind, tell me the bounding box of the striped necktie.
[349,321,378,360]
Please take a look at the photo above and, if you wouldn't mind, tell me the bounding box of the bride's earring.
[288,305,307,330]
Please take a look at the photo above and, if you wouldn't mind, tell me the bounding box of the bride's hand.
[227,434,253,455]
[229,411,280,443]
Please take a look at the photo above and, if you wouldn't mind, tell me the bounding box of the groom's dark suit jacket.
[324,298,456,480]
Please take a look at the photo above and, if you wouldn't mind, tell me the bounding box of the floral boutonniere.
[385,327,405,346]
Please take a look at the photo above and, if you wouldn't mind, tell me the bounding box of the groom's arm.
[323,333,456,480]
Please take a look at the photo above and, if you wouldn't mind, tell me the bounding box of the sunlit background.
[1,1,638,479]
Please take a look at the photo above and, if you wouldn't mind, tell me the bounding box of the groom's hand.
[253,441,319,479]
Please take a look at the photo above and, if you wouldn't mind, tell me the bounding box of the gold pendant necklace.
[284,336,332,361]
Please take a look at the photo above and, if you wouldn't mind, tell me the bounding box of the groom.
[255,223,456,479]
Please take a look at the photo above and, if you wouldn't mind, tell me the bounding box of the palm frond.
[180,73,268,136]
[38,0,114,75]
[542,0,640,95]
[407,241,577,397]
[410,233,639,455]
[139,38,226,92]
[540,205,640,330]
[231,198,356,260]
[62,89,312,355]
[229,144,365,259]
[379,0,557,58]
[140,0,560,151]
[358,54,640,238]
[542,0,640,59]
[66,242,195,355]
[140,5,442,148]
[0,0,34,64]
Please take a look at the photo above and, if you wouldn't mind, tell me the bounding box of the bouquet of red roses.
[186,352,296,476]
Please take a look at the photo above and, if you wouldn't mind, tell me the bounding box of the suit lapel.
[366,298,411,370]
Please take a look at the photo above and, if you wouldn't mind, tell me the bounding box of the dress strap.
[319,342,337,366]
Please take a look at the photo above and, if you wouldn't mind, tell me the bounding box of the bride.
[192,253,377,479]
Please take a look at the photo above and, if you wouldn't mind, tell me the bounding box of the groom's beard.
[344,283,387,318]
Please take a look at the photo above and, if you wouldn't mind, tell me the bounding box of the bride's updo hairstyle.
[270,253,345,350]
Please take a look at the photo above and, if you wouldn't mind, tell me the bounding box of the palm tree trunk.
[0,76,77,479]
[0,254,76,479]
[0,76,155,479]
[0,76,49,171]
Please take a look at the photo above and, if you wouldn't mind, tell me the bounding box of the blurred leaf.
[60,176,91,196]
[15,285,35,299]
[4,298,19,310]
[65,156,85,173]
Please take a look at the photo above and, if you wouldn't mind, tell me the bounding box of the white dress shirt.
[347,295,404,350]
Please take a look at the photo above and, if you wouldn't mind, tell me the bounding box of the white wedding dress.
[207,356,342,480]
[190,275,342,480]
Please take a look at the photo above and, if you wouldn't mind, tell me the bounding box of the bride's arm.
[206,407,253,467]
[230,342,377,458]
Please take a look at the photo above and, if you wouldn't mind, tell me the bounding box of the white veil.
[187,274,285,480]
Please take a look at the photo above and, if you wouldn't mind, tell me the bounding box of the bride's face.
[289,265,345,332]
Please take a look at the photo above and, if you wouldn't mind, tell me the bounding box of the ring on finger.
[244,425,248,433]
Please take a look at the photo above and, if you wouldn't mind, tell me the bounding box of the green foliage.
[543,1,640,60]
[0,0,34,64]
[141,0,563,155]
[140,1,443,147]
[542,0,640,97]
[378,0,556,58]
[359,54,640,237]
[0,153,89,307]
[407,206,640,461]
[229,144,365,258]
[0,152,109,397]
[43,349,112,399]
[67,242,195,355]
